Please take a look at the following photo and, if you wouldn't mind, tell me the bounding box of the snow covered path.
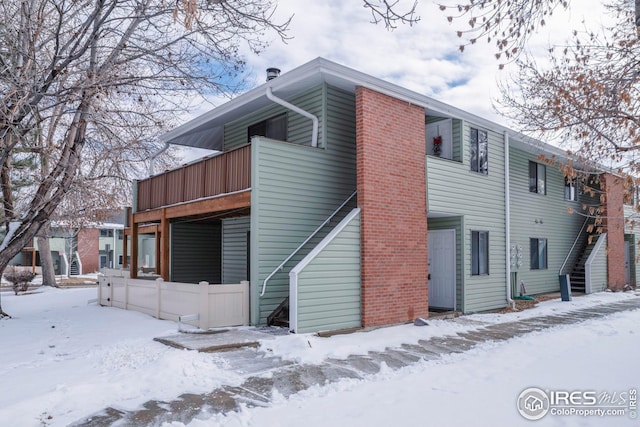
[1,287,639,427]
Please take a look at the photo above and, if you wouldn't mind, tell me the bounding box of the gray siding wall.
[222,216,250,283]
[171,221,221,284]
[426,122,506,313]
[427,217,463,311]
[508,146,587,295]
[587,235,608,292]
[295,211,361,333]
[250,85,357,325]
[224,85,325,150]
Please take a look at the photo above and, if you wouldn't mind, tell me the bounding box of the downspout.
[148,142,170,176]
[504,131,516,309]
[265,86,319,148]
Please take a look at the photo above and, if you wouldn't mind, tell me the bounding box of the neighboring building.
[122,58,634,334]
[10,213,126,275]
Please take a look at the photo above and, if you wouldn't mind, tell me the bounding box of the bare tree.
[0,0,289,317]
[363,0,420,29]
[439,1,640,67]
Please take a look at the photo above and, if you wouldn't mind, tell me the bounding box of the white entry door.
[428,229,456,310]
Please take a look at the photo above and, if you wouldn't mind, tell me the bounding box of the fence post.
[156,277,163,319]
[97,275,102,305]
[199,281,210,330]
[241,280,250,325]
[109,275,114,307]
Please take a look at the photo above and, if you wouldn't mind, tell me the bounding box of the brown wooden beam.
[155,228,161,276]
[131,221,139,278]
[165,190,251,219]
[122,232,128,269]
[132,190,251,224]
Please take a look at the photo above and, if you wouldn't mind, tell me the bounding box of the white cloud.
[245,1,608,125]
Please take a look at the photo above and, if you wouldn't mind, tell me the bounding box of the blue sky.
[181,0,608,160]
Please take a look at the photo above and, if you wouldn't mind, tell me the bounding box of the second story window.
[470,128,488,174]
[529,161,546,195]
[248,113,287,144]
[564,177,578,201]
[99,229,114,238]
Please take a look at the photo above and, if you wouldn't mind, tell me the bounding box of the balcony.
[136,144,251,212]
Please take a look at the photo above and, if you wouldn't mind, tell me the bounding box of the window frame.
[471,230,490,276]
[529,161,547,195]
[564,176,578,201]
[530,238,548,270]
[470,127,488,175]
[247,113,288,144]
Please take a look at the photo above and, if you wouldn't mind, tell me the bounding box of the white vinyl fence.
[98,269,250,329]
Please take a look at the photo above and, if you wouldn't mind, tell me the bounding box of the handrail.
[260,190,357,297]
[559,216,590,275]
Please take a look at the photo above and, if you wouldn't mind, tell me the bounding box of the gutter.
[504,131,516,309]
[265,86,318,148]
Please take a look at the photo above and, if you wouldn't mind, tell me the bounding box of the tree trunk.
[37,222,58,287]
[0,266,9,318]
[636,0,640,37]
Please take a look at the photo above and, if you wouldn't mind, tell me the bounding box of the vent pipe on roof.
[266,67,281,81]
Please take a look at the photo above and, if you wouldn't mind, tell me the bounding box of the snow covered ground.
[0,286,638,427]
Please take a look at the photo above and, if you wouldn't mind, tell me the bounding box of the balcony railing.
[136,144,251,212]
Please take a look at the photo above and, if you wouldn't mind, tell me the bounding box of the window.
[530,238,548,270]
[624,185,638,206]
[529,161,546,194]
[426,118,453,160]
[471,231,489,275]
[248,113,287,143]
[470,128,488,174]
[564,177,578,201]
[99,229,114,238]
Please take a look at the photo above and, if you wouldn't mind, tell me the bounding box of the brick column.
[602,173,625,290]
[77,228,99,274]
[356,86,428,327]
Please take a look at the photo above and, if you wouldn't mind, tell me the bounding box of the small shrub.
[4,267,37,295]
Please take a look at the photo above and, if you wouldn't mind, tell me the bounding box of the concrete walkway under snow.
[70,296,640,427]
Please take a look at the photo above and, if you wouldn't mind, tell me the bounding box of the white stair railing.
[260,190,356,297]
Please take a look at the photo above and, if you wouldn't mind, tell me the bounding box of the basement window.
[248,113,287,143]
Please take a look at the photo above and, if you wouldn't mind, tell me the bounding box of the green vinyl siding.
[250,85,356,325]
[426,122,506,313]
[294,210,361,333]
[224,85,325,150]
[427,217,463,311]
[587,234,607,293]
[508,145,589,295]
[222,216,250,283]
[625,205,639,286]
[171,221,221,284]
